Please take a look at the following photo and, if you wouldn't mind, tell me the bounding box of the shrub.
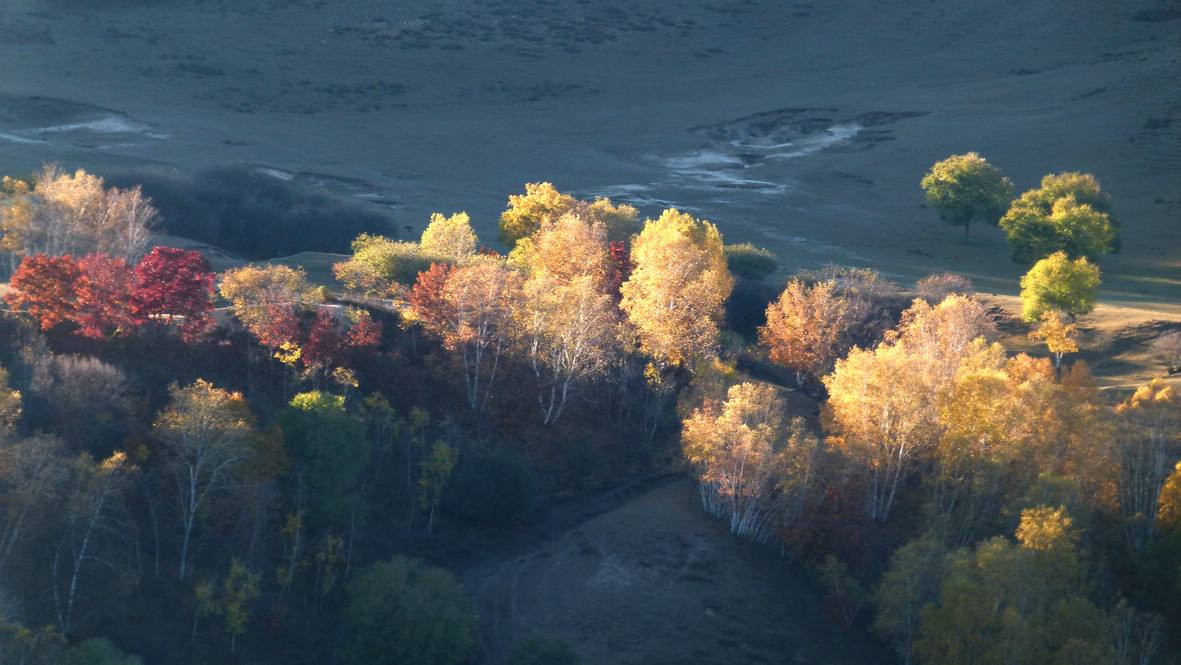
[723,242,778,281]
[915,273,974,304]
[345,557,475,665]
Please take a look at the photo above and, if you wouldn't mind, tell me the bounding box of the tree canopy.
[344,557,475,665]
[620,209,733,367]
[1019,251,1100,322]
[920,152,1014,238]
[1000,172,1118,263]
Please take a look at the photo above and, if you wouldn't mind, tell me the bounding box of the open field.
[0,0,1177,314]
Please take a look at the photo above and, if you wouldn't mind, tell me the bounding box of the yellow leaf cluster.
[620,209,733,367]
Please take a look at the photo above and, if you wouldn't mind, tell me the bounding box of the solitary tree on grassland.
[1019,251,1100,323]
[920,153,1013,240]
[1000,171,1118,263]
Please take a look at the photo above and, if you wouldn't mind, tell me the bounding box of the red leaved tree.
[302,308,346,369]
[347,310,381,352]
[131,247,215,340]
[408,263,454,332]
[5,254,82,331]
[303,307,382,370]
[74,253,141,339]
[252,303,303,352]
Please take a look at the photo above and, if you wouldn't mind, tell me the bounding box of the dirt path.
[461,478,889,665]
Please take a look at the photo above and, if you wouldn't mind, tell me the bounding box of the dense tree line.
[0,165,1176,665]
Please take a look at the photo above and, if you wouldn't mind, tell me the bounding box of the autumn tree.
[682,383,824,543]
[152,380,254,579]
[499,182,576,248]
[74,254,140,339]
[824,296,996,522]
[913,507,1113,665]
[915,273,974,304]
[759,279,862,385]
[419,212,477,262]
[333,234,434,297]
[1019,251,1100,322]
[620,209,733,367]
[218,264,320,350]
[1114,380,1181,551]
[1001,171,1118,263]
[920,152,1013,239]
[932,352,1063,544]
[1156,461,1181,533]
[825,342,939,523]
[422,257,521,409]
[407,263,454,333]
[1030,310,1079,370]
[301,307,381,375]
[513,213,620,424]
[132,247,216,339]
[584,196,641,243]
[498,182,638,248]
[889,294,995,376]
[344,557,475,665]
[0,165,156,263]
[5,254,82,331]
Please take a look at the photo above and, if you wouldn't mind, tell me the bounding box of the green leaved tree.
[920,152,1013,240]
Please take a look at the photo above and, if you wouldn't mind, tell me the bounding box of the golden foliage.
[1016,505,1077,552]
[1156,461,1181,533]
[759,279,861,380]
[1,165,156,261]
[419,212,477,261]
[498,182,639,248]
[620,209,733,367]
[1029,310,1079,367]
[219,263,319,331]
